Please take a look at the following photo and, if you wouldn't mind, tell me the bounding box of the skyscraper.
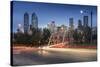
[69,18,74,44]
[32,13,38,28]
[78,19,83,30]
[24,12,29,33]
[69,18,74,31]
[83,16,88,27]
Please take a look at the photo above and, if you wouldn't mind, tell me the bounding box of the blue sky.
[12,1,97,32]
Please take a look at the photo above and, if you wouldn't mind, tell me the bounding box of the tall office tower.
[83,16,89,27]
[78,19,83,30]
[69,18,74,31]
[32,13,38,28]
[24,12,29,33]
[69,18,74,43]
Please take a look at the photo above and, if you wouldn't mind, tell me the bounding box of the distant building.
[83,16,88,27]
[32,13,38,28]
[69,18,74,43]
[47,23,51,30]
[24,12,29,33]
[60,25,67,32]
[56,26,61,32]
[28,25,33,35]
[29,24,33,30]
[69,18,74,31]
[78,19,83,32]
[56,25,67,35]
[48,21,56,33]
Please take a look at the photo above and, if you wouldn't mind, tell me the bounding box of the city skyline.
[12,1,97,32]
[11,1,97,66]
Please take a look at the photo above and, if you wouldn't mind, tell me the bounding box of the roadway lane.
[12,48,97,66]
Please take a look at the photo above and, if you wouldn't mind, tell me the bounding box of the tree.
[31,28,42,47]
[41,28,51,45]
[83,26,91,43]
[73,29,79,43]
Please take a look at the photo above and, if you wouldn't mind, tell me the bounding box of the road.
[12,47,97,66]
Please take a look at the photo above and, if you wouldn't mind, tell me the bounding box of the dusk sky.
[12,1,97,32]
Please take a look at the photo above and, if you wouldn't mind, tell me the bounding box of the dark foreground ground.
[12,47,97,66]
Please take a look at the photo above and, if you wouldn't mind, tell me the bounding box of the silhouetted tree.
[41,28,51,45]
